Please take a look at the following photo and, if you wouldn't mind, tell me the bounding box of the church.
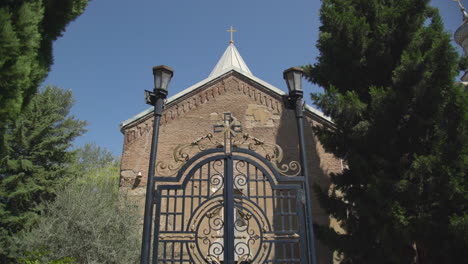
[118,37,343,263]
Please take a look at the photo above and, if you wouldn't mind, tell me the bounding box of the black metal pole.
[224,155,235,264]
[140,89,167,264]
[293,92,317,264]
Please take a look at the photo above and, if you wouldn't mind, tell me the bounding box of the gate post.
[283,67,317,264]
[140,66,173,264]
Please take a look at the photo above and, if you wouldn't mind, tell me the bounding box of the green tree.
[0,86,86,262]
[0,0,91,154]
[304,0,467,263]
[15,160,140,264]
[73,142,118,173]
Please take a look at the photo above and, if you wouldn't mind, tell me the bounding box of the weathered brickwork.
[120,72,342,263]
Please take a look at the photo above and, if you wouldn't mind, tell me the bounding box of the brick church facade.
[119,43,343,263]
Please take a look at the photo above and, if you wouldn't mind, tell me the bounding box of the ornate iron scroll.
[154,149,306,263]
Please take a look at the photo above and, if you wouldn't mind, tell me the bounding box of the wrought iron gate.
[152,114,310,263]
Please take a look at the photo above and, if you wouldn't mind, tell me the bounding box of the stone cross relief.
[213,112,242,154]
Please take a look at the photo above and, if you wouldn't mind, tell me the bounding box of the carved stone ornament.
[156,133,223,177]
[155,115,301,177]
[233,133,301,177]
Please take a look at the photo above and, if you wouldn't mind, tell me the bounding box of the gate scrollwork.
[154,114,307,263]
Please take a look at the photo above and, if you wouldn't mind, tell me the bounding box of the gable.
[120,72,340,185]
[120,69,333,136]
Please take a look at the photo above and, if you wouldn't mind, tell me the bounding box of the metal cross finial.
[227,26,237,44]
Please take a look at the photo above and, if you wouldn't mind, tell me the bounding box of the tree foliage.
[0,86,86,262]
[18,251,75,264]
[73,142,118,173]
[305,0,468,263]
[14,157,140,264]
[0,0,90,154]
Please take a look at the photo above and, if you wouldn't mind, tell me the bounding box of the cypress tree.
[304,0,468,263]
[0,0,90,154]
[0,86,86,262]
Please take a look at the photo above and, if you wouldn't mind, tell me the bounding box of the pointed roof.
[209,43,252,78]
[119,43,332,131]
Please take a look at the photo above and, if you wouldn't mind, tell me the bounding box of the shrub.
[14,163,141,264]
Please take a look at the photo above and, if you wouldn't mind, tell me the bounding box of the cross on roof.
[227,26,237,44]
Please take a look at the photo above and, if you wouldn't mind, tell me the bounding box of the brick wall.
[120,72,343,263]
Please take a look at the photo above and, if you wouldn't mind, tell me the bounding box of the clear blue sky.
[42,0,464,156]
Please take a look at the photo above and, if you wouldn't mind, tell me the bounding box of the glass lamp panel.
[293,71,302,91]
[154,72,162,90]
[161,70,171,91]
[285,71,295,92]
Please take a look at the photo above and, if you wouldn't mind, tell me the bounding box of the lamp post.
[140,65,173,264]
[283,67,317,264]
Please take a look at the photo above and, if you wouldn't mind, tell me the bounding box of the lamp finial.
[454,0,468,23]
